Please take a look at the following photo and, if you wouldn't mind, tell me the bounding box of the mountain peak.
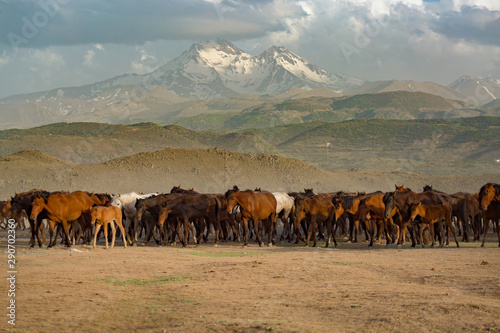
[191,39,243,56]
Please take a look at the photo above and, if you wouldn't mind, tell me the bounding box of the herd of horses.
[0,182,499,249]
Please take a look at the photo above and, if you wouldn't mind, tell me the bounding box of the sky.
[0,0,499,99]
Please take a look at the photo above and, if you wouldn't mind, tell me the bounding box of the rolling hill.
[1,148,498,201]
[174,91,497,131]
[0,117,498,175]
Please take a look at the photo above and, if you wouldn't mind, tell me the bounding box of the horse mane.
[224,185,240,198]
[342,196,356,210]
[479,183,500,196]
[383,191,395,203]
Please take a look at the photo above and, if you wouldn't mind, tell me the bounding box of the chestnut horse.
[410,202,459,248]
[358,192,400,245]
[30,191,106,247]
[225,187,277,247]
[295,195,336,248]
[333,195,373,247]
[90,206,127,249]
[479,183,500,211]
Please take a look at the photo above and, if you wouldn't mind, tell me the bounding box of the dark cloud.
[0,0,295,49]
[430,6,500,46]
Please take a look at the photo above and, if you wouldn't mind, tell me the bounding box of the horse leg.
[182,218,190,248]
[93,224,102,249]
[103,222,109,249]
[242,217,249,247]
[28,219,36,247]
[116,220,127,248]
[110,222,116,249]
[268,213,276,247]
[447,217,460,248]
[420,224,426,248]
[367,219,374,248]
[311,216,318,247]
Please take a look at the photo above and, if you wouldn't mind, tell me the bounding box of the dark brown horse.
[30,191,106,247]
[157,194,220,247]
[479,183,500,211]
[295,195,336,247]
[10,189,51,247]
[225,187,277,247]
[481,200,500,247]
[170,186,222,243]
[134,193,183,246]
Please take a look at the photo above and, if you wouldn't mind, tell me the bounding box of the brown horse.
[157,194,220,247]
[90,206,127,249]
[481,200,500,247]
[410,202,459,247]
[358,192,400,245]
[10,189,51,247]
[479,183,500,211]
[383,189,456,248]
[134,193,184,246]
[170,186,222,244]
[295,195,336,247]
[30,191,106,247]
[333,194,373,247]
[225,187,277,247]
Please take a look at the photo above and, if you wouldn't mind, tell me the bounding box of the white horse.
[111,191,158,243]
[272,192,295,242]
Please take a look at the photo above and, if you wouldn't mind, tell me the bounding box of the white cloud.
[83,49,95,67]
[131,49,159,74]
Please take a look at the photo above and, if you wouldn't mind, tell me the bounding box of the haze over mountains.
[0,40,498,130]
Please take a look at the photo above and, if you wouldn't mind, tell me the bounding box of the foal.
[91,206,127,249]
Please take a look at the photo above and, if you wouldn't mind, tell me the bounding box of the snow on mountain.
[149,40,365,99]
[448,75,500,105]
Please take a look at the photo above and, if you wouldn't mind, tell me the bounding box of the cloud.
[430,6,500,46]
[0,0,297,49]
[0,0,499,99]
[83,49,95,67]
[131,49,159,74]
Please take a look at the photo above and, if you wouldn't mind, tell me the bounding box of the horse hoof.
[132,244,137,247]
[259,243,263,247]
[242,245,247,248]
[214,244,218,247]
[368,246,372,249]
[267,243,272,248]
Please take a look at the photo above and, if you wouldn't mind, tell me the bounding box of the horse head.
[225,187,240,213]
[479,183,499,210]
[383,192,396,219]
[422,185,433,192]
[30,195,46,221]
[409,202,422,222]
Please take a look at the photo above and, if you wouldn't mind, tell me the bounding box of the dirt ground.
[1,228,499,333]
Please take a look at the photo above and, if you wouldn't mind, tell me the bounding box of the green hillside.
[171,91,493,131]
[0,117,498,175]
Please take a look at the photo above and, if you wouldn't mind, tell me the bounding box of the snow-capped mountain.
[448,75,500,105]
[148,40,365,99]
